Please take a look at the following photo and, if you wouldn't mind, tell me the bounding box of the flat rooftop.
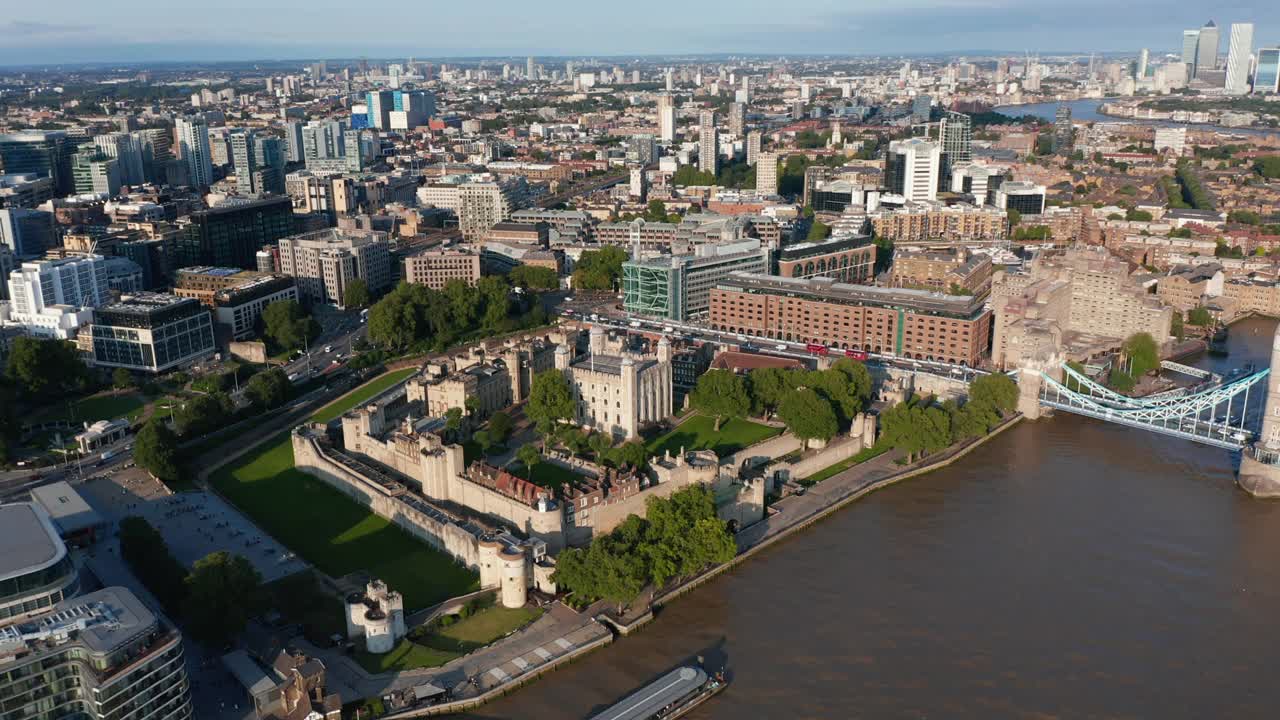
[590,666,708,720]
[0,503,66,582]
[716,272,989,319]
[570,353,656,376]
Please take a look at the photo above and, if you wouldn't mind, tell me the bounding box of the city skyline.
[2,3,1278,65]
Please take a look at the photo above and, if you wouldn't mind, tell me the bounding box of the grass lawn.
[354,639,460,674]
[429,605,544,652]
[309,368,417,423]
[31,392,149,425]
[646,414,782,459]
[800,443,890,486]
[511,461,583,489]
[211,433,478,609]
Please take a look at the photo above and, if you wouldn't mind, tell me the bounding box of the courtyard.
[646,414,782,459]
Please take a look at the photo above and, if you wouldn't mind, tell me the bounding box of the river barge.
[588,663,727,720]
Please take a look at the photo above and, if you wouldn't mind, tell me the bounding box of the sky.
[2,1,1278,66]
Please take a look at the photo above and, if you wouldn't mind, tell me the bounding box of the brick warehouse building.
[709,272,992,366]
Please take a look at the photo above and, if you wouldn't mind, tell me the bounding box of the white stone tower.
[1238,323,1280,497]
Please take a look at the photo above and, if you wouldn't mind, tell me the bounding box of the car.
[324,345,333,353]
[776,344,787,351]
[629,320,641,328]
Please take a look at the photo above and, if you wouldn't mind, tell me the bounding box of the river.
[993,98,1277,138]
[466,316,1280,720]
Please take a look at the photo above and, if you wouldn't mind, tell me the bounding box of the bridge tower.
[1238,323,1280,497]
[1016,354,1064,420]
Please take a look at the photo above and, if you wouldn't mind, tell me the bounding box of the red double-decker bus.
[805,344,829,356]
[844,349,868,360]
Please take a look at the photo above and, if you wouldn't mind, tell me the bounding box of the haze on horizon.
[2,0,1277,65]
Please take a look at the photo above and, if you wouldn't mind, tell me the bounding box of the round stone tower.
[528,496,563,553]
[499,547,528,608]
[478,538,504,589]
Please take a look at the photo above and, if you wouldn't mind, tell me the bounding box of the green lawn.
[31,392,149,425]
[354,639,460,674]
[430,605,543,652]
[211,433,477,610]
[646,415,782,459]
[512,461,584,489]
[309,368,417,423]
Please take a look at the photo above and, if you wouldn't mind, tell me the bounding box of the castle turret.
[657,335,672,364]
[499,547,528,608]
[554,344,570,371]
[478,539,504,589]
[589,325,606,356]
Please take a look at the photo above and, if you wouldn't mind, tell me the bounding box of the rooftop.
[30,481,104,537]
[716,272,989,318]
[98,292,195,314]
[0,587,158,667]
[0,503,66,582]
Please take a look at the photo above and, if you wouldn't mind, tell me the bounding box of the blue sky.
[1,1,1277,65]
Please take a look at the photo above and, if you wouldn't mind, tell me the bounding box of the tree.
[112,368,135,390]
[119,517,188,614]
[134,419,180,482]
[245,368,291,410]
[1254,156,1280,180]
[508,265,559,290]
[343,278,370,309]
[1187,306,1213,327]
[488,410,514,443]
[261,300,320,351]
[1171,311,1185,341]
[444,407,464,439]
[1006,208,1022,227]
[806,220,831,240]
[174,392,233,438]
[778,389,838,449]
[183,551,263,647]
[571,246,628,291]
[747,367,797,418]
[6,337,88,398]
[612,440,649,470]
[966,374,1018,418]
[517,444,541,473]
[1123,332,1159,377]
[527,370,575,439]
[1126,208,1153,222]
[689,369,750,431]
[473,429,494,455]
[587,432,612,461]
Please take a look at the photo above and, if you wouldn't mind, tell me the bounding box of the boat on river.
[588,662,728,720]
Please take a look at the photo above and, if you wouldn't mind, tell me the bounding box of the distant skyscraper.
[93,132,146,186]
[698,110,718,175]
[1225,23,1255,94]
[728,102,745,136]
[1195,20,1220,78]
[1053,105,1074,155]
[1135,49,1150,80]
[1182,30,1201,71]
[657,94,676,143]
[1256,49,1280,94]
[230,130,258,195]
[366,90,394,130]
[755,152,778,195]
[388,63,403,89]
[285,120,305,163]
[526,56,535,80]
[71,150,120,196]
[665,68,674,92]
[176,116,213,188]
[911,94,931,123]
[746,130,762,166]
[939,111,972,164]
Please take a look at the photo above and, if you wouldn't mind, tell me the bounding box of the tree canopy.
[526,370,575,437]
[134,419,180,482]
[183,551,263,647]
[119,516,188,615]
[174,392,234,438]
[6,337,88,399]
[261,300,320,351]
[245,368,291,410]
[571,246,627,291]
[689,369,750,430]
[368,278,545,352]
[778,388,838,448]
[343,278,370,309]
[508,265,559,290]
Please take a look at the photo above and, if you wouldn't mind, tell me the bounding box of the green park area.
[211,369,478,610]
[512,460,583,489]
[646,414,782,459]
[355,603,544,673]
[310,367,417,423]
[31,391,150,425]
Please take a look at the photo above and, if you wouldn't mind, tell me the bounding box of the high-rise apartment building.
[175,116,214,188]
[457,178,530,240]
[277,228,393,307]
[93,132,147,186]
[1225,23,1255,94]
[285,120,305,163]
[1137,49,1150,79]
[939,111,973,164]
[1256,49,1280,93]
[627,134,657,165]
[728,102,745,136]
[698,110,718,175]
[885,139,941,202]
[229,129,258,195]
[657,94,676,143]
[366,90,395,130]
[755,152,778,195]
[0,207,54,258]
[1053,105,1073,154]
[526,56,536,80]
[746,130,762,166]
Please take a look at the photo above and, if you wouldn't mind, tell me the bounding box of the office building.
[526,56,536,80]
[388,89,437,130]
[991,181,1046,215]
[229,130,258,195]
[1225,23,1255,94]
[93,132,147,186]
[623,239,771,321]
[1053,105,1073,154]
[885,138,941,202]
[0,207,54,258]
[2,255,109,338]
[657,94,676,143]
[176,116,214,188]
[0,174,54,209]
[709,272,992,366]
[173,267,298,339]
[939,111,973,164]
[775,235,875,284]
[285,120,305,163]
[0,131,73,195]
[404,249,482,290]
[366,90,394,130]
[90,293,215,372]
[277,228,393,307]
[1195,20,1220,78]
[137,128,173,184]
[698,110,718,175]
[1255,48,1280,94]
[1182,30,1201,70]
[911,95,932,123]
[755,152,778,194]
[1154,127,1188,156]
[0,585,192,720]
[175,196,294,269]
[70,151,121,196]
[889,247,993,297]
[0,502,80,627]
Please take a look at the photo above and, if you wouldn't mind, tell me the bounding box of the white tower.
[1237,323,1280,497]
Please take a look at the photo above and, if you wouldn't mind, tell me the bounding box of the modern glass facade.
[176,196,294,269]
[0,132,73,195]
[1256,49,1280,94]
[91,295,215,372]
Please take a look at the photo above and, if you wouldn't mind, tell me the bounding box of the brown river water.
[466,316,1280,719]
